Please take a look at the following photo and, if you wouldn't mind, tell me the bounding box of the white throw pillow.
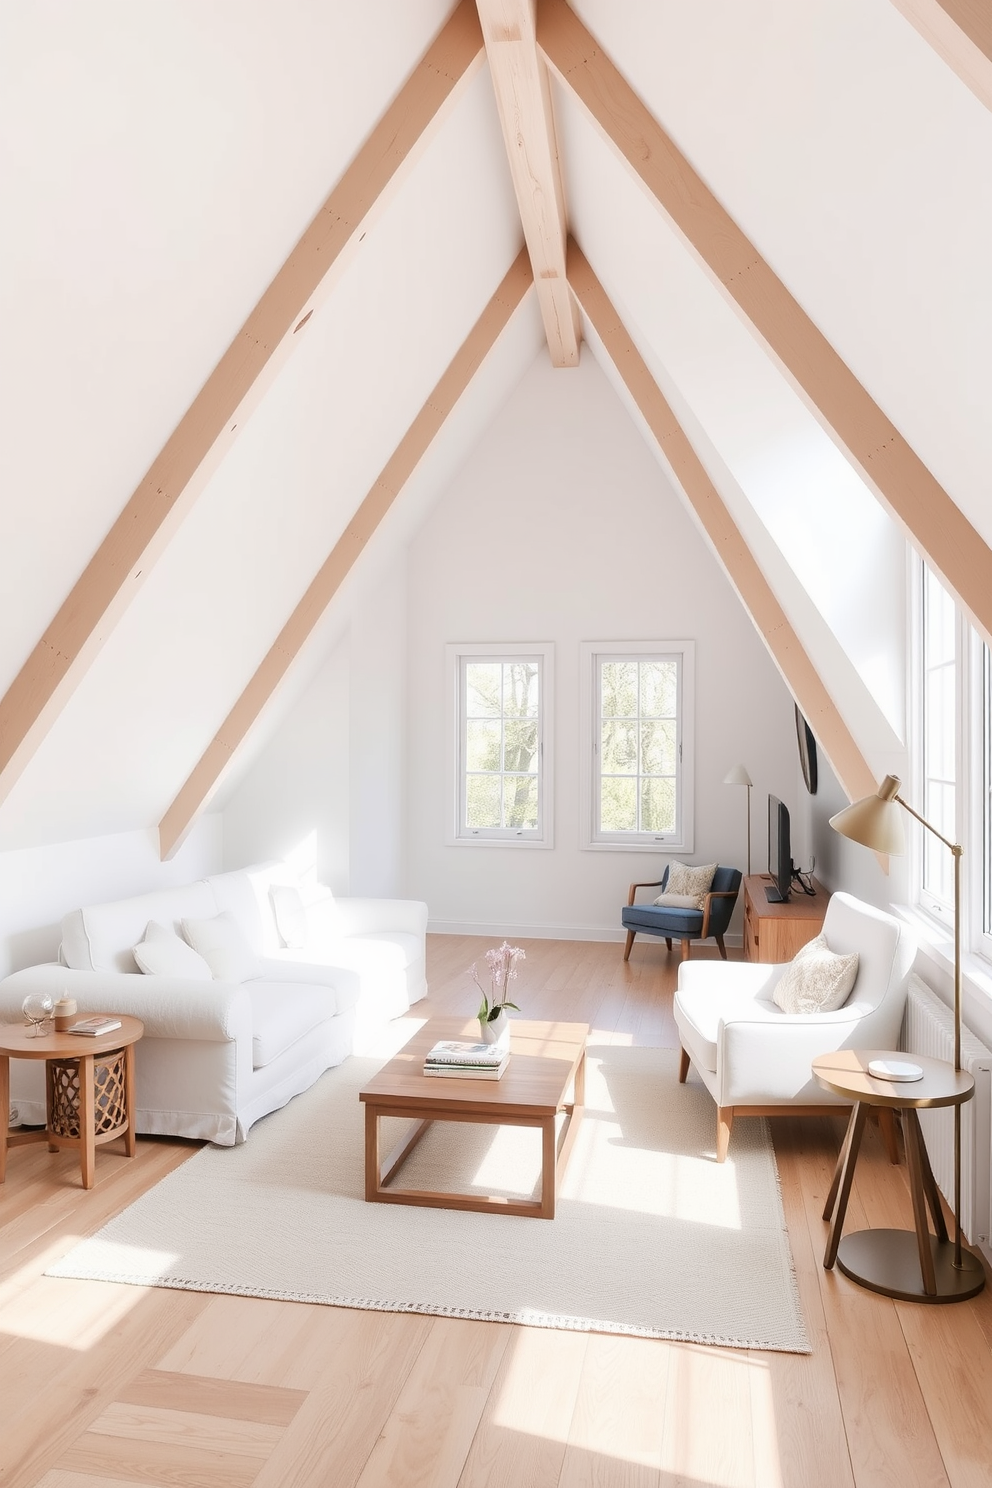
[305,886,343,947]
[773,934,860,1015]
[665,861,718,910]
[181,911,262,983]
[651,892,700,909]
[270,885,307,949]
[133,921,213,980]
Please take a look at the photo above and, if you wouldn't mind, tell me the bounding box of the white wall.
[0,814,222,978]
[221,645,350,892]
[349,557,408,898]
[805,751,909,908]
[221,550,408,898]
[406,350,799,939]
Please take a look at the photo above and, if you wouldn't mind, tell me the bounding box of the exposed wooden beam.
[568,240,879,809]
[159,249,533,859]
[0,1,485,809]
[476,0,580,365]
[889,0,992,112]
[539,0,992,649]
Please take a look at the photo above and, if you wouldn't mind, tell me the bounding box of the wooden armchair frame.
[623,880,739,962]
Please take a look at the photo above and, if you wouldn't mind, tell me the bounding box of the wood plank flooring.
[2,935,991,1488]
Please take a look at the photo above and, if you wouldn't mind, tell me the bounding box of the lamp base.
[837,1230,986,1303]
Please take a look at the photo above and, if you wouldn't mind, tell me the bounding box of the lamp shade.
[723,764,753,787]
[828,774,906,856]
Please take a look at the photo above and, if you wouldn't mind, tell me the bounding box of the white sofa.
[0,863,427,1144]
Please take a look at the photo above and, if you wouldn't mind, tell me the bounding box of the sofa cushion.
[311,932,422,974]
[773,934,859,1015]
[247,980,340,1068]
[305,888,344,946]
[666,862,718,909]
[134,922,213,980]
[271,885,307,948]
[183,912,263,983]
[62,882,219,973]
[203,866,284,954]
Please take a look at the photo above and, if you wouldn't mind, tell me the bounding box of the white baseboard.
[428,919,743,948]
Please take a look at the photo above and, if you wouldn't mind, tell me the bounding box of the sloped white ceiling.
[0,30,526,848]
[0,0,459,696]
[565,0,992,542]
[2,1,989,852]
[556,83,909,751]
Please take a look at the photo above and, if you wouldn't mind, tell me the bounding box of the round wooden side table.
[0,1015,144,1190]
[812,1048,985,1303]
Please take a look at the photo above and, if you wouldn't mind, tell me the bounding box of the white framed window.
[919,563,958,921]
[912,557,992,968]
[580,640,694,851]
[977,639,992,960]
[446,643,553,847]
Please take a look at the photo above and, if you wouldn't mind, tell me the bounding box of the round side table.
[0,1015,144,1190]
[812,1049,985,1303]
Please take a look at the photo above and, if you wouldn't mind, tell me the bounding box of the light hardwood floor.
[2,935,992,1488]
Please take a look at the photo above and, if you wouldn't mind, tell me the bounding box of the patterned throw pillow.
[664,861,718,910]
[772,934,859,1015]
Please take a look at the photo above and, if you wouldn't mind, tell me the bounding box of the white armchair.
[673,891,916,1160]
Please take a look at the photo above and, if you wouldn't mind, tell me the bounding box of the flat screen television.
[766,795,793,903]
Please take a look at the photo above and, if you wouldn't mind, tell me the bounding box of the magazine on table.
[424,1055,508,1080]
[425,1039,505,1065]
[67,1017,122,1037]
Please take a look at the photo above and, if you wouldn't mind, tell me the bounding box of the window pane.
[921,564,956,910]
[459,651,544,839]
[601,662,637,719]
[503,719,538,773]
[640,660,677,719]
[466,773,501,828]
[504,662,539,718]
[503,775,539,828]
[640,776,676,834]
[466,664,502,717]
[641,719,676,776]
[985,646,992,937]
[596,651,683,839]
[602,720,637,773]
[466,719,501,772]
[601,776,637,832]
[924,571,956,668]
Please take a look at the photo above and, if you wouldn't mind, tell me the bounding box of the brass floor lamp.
[830,774,986,1301]
[724,764,752,875]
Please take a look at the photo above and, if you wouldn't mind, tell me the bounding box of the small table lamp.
[829,773,985,1300]
[723,765,753,875]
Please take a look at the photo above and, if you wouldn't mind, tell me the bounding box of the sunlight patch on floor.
[0,1239,152,1349]
[492,1330,783,1487]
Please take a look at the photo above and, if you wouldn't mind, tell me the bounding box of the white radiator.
[902,973,992,1247]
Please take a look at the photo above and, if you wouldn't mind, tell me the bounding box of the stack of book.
[423,1039,509,1080]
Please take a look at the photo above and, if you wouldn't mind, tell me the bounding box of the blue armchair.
[622,865,742,962]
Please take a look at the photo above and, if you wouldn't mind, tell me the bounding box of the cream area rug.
[49,1023,809,1353]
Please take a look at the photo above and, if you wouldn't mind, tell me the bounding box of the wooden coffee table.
[359,1018,588,1219]
[0,1015,143,1190]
